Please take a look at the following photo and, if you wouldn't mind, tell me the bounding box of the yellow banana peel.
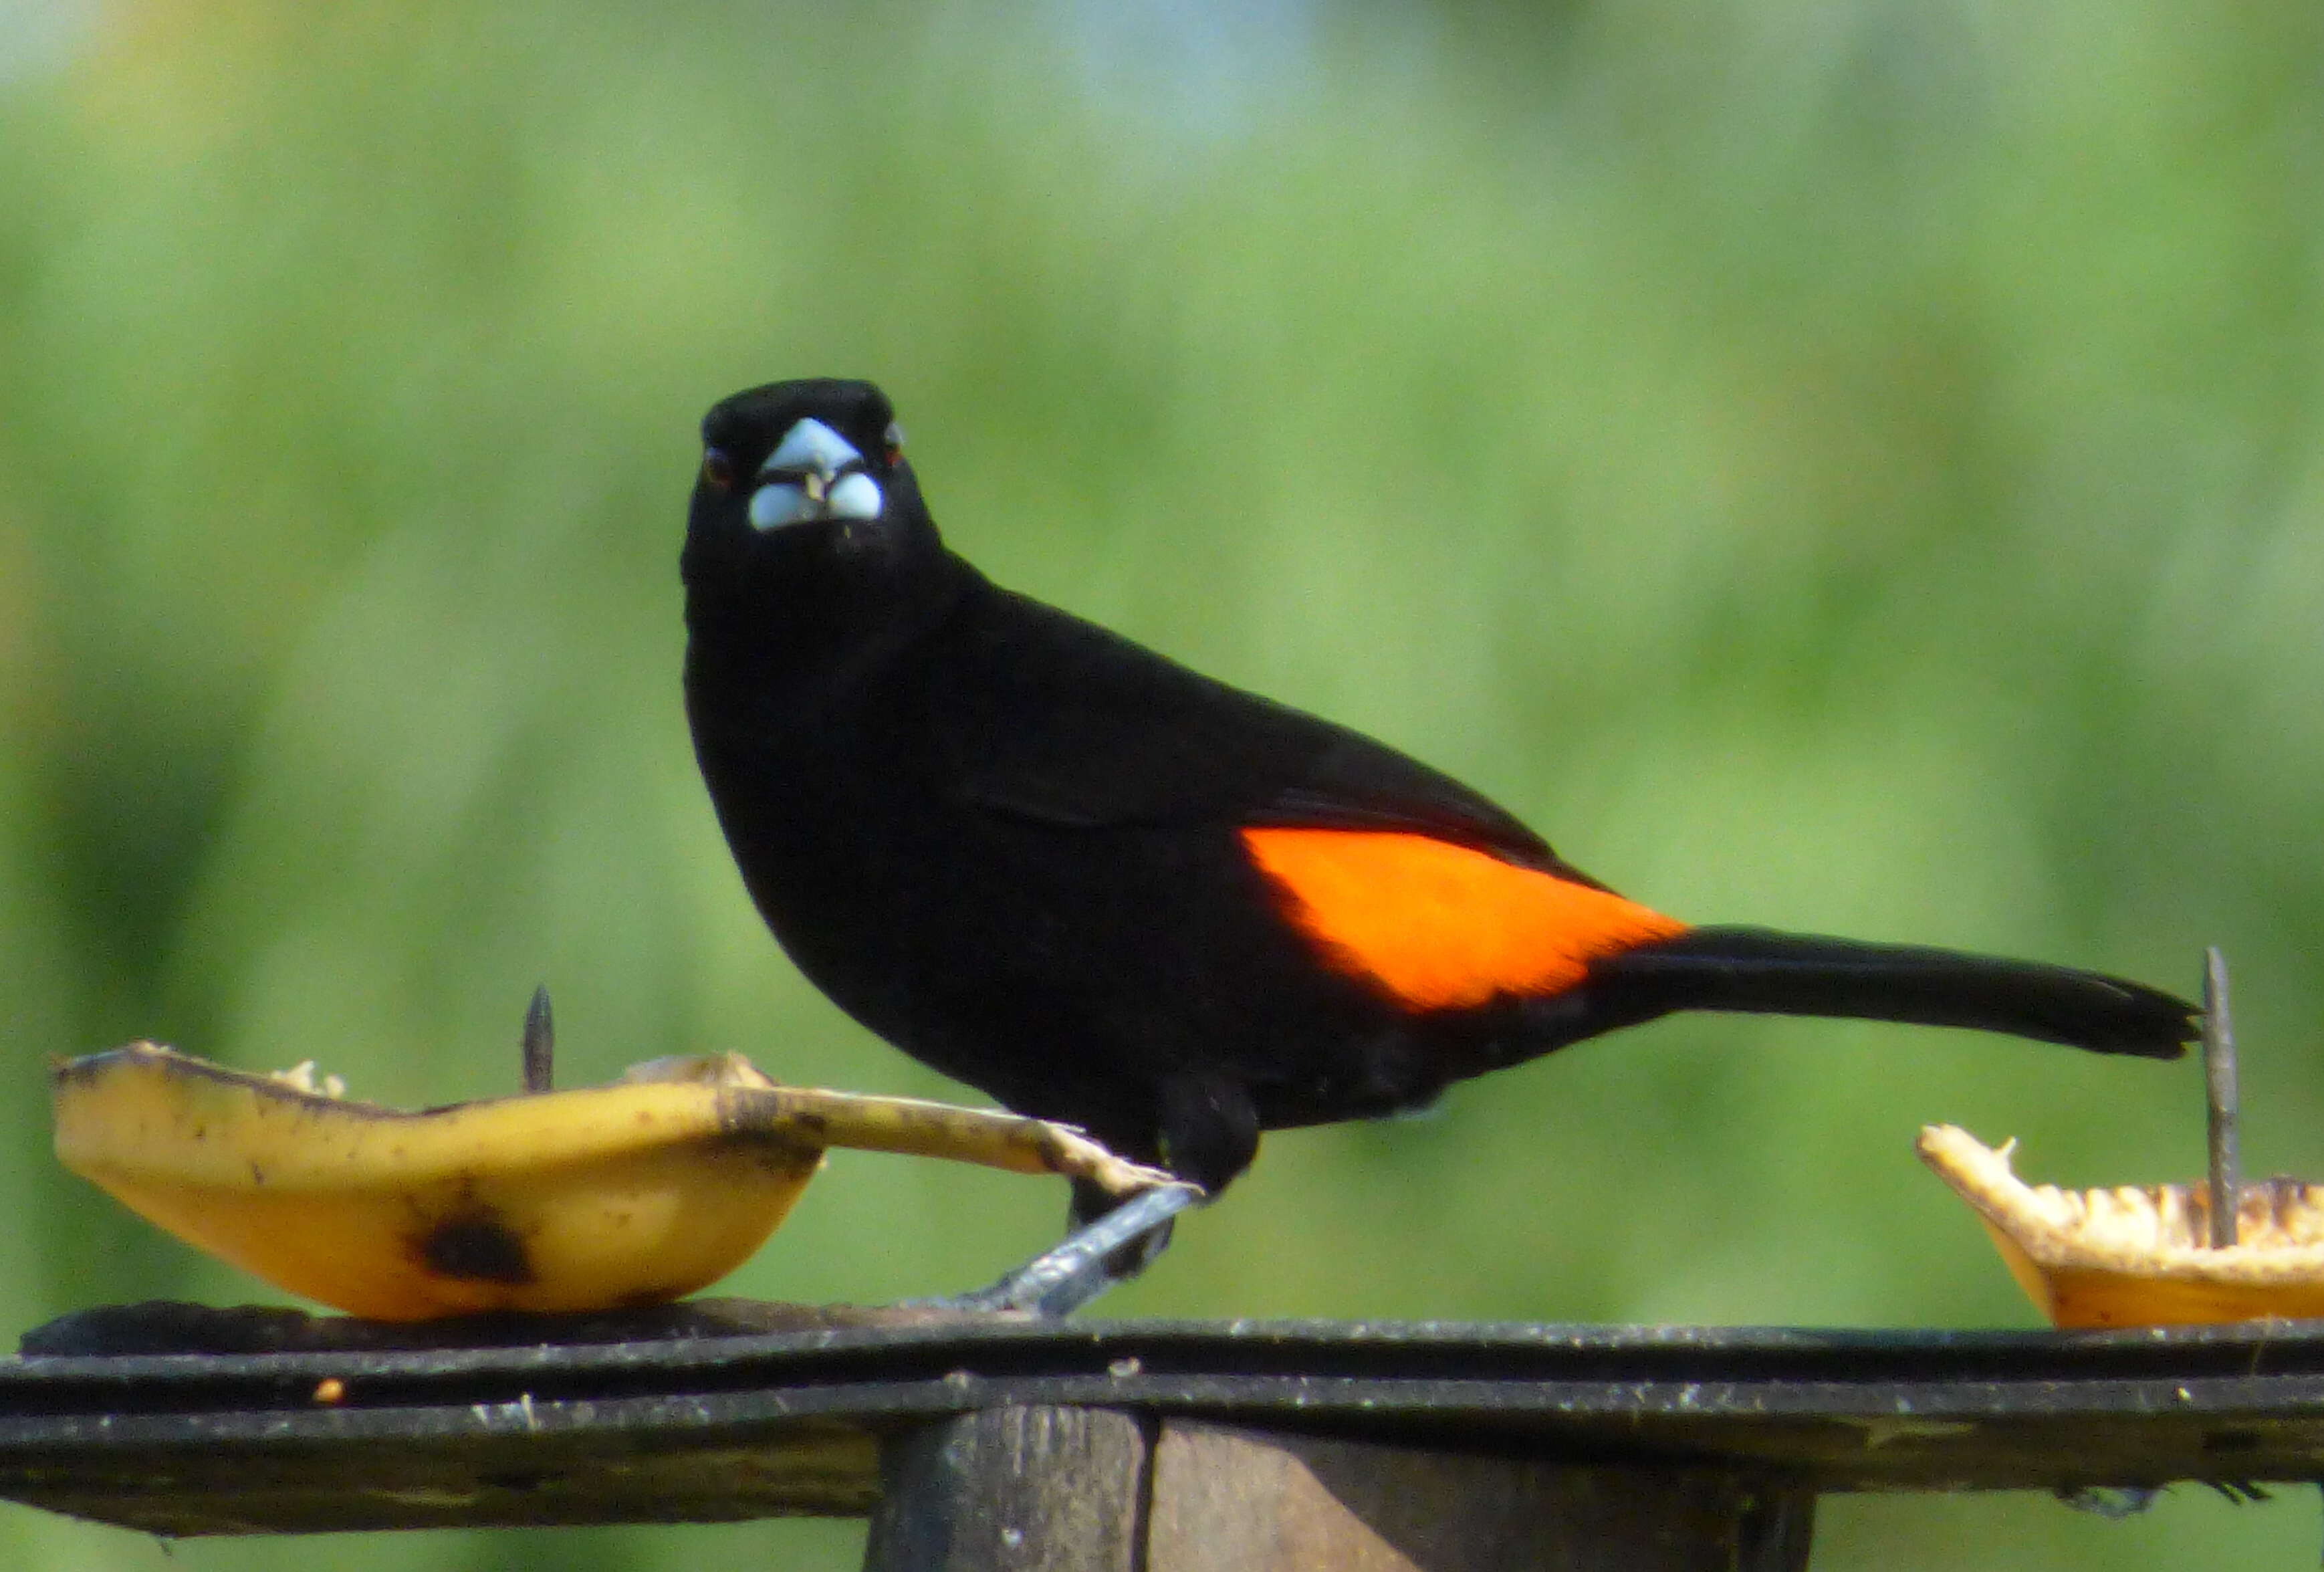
[1919,1123,2324,1328]
[54,1042,1172,1321]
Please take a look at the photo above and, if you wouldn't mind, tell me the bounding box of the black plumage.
[681,378,2193,1214]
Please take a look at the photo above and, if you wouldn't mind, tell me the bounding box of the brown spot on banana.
[415,1210,534,1284]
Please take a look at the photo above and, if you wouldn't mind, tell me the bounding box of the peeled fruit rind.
[1918,1123,2324,1328]
[55,1043,1173,1321]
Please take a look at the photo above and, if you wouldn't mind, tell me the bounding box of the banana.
[1920,1123,2324,1327]
[53,1042,1173,1321]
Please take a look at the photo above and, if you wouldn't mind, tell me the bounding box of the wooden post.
[862,1406,1149,1572]
[865,1408,1813,1571]
[1145,1420,1813,1572]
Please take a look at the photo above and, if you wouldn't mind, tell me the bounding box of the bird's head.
[682,378,939,604]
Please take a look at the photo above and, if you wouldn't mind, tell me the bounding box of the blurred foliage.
[3,0,2323,1565]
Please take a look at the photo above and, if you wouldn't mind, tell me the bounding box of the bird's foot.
[917,1183,1203,1317]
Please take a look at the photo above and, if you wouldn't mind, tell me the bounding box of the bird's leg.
[927,1071,1254,1313]
[1070,1172,1180,1279]
[921,1182,1203,1316]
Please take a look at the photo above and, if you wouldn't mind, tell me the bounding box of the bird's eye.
[881,421,905,466]
[700,447,735,493]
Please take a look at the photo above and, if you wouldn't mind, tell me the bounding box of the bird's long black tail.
[1573,926,2194,1058]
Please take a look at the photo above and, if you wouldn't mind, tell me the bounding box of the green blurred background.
[4,0,2321,1565]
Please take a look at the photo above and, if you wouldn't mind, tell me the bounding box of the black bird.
[681,377,2194,1236]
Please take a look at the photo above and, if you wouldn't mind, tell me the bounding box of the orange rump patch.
[1241,828,1688,1011]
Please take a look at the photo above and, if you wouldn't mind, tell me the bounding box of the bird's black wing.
[933,580,1603,882]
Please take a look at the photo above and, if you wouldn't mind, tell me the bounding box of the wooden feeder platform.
[3,1302,2324,1568]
